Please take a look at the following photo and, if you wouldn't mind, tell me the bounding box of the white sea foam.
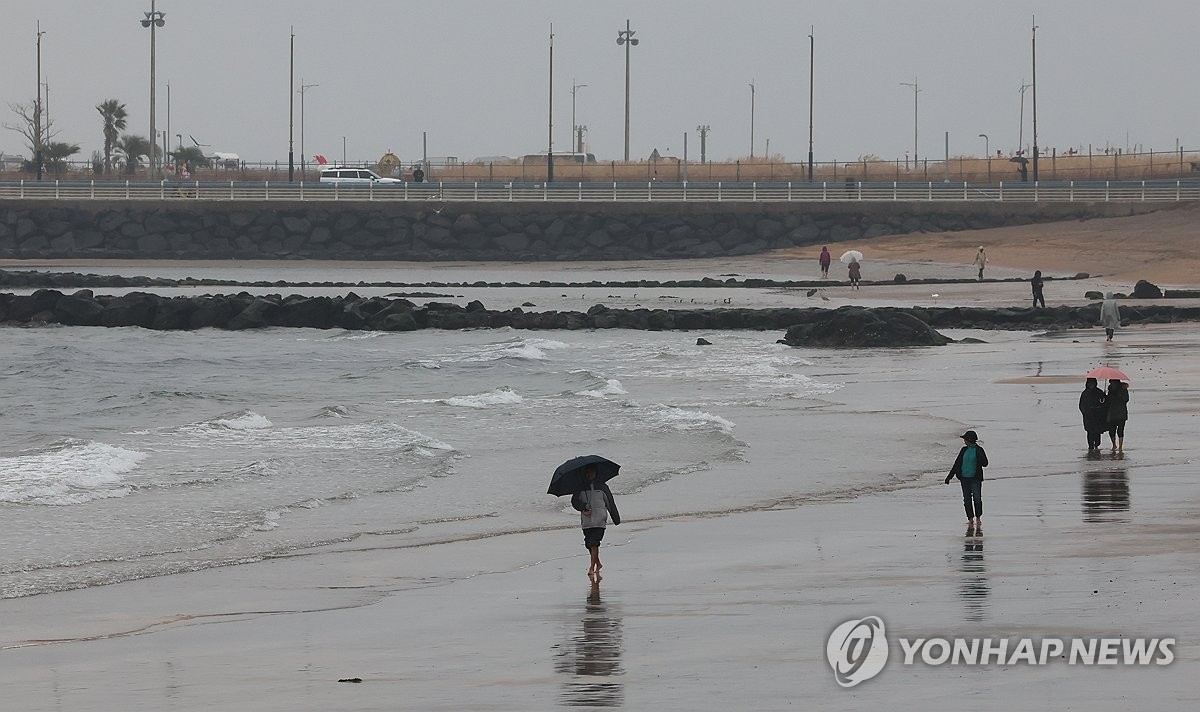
[646,405,737,435]
[455,337,571,363]
[208,410,273,430]
[443,387,525,408]
[161,418,455,453]
[0,440,147,505]
[578,379,629,398]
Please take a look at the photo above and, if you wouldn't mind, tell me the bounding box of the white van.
[318,167,403,184]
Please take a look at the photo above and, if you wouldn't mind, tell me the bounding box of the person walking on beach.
[847,258,862,290]
[1106,380,1129,452]
[571,464,621,578]
[1078,378,1108,451]
[973,247,988,281]
[819,246,832,279]
[1100,292,1121,341]
[1031,270,1046,308]
[945,430,988,532]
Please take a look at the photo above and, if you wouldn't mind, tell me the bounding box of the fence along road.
[1,179,1198,203]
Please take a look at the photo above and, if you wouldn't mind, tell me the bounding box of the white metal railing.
[1,179,1198,203]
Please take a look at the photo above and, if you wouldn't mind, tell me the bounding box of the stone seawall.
[0,200,1163,261]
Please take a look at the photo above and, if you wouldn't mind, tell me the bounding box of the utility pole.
[288,27,295,181]
[748,80,756,159]
[1031,16,1040,182]
[575,125,588,154]
[697,125,710,164]
[547,23,554,183]
[35,22,45,181]
[900,78,919,164]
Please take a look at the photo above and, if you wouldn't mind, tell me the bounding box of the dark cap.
[960,430,979,443]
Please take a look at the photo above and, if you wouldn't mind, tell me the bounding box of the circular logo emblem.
[826,616,889,687]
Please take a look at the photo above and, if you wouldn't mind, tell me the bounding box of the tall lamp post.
[1031,16,1040,182]
[140,2,165,177]
[616,20,639,162]
[298,80,318,179]
[546,24,554,183]
[288,27,295,182]
[1018,81,1032,153]
[900,78,919,165]
[978,133,990,182]
[748,80,756,159]
[807,27,815,181]
[34,23,45,181]
[570,79,587,154]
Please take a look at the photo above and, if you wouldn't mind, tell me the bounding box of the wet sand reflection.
[958,535,989,621]
[555,580,624,708]
[1083,462,1130,523]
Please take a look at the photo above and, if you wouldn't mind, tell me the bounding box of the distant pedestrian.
[1078,378,1108,451]
[571,464,621,579]
[1031,270,1046,308]
[1100,292,1121,341]
[1106,380,1129,452]
[973,247,988,281]
[819,246,832,278]
[945,430,989,532]
[847,258,862,289]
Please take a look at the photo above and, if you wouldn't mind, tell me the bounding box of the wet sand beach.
[2,211,1199,709]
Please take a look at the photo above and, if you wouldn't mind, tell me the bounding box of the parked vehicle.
[318,167,403,184]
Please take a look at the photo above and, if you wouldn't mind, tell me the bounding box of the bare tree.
[4,101,56,159]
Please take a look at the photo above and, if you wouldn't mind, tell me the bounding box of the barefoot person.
[1106,380,1129,452]
[819,246,832,279]
[945,430,988,532]
[571,465,621,578]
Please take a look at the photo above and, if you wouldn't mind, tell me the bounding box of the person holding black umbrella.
[571,465,621,578]
[549,456,623,578]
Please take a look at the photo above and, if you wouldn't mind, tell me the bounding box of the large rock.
[1132,279,1162,299]
[779,306,951,347]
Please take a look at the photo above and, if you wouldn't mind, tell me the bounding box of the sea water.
[0,323,871,599]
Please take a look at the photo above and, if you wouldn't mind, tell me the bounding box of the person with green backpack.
[945,430,989,533]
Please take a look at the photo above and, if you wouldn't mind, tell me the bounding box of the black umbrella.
[548,455,620,496]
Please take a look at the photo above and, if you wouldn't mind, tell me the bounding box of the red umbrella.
[1085,366,1129,382]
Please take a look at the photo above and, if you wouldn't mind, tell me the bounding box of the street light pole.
[808,26,815,181]
[1018,81,1032,152]
[748,80,755,159]
[288,27,295,182]
[140,1,165,178]
[547,23,554,183]
[1031,16,1040,182]
[697,125,710,164]
[900,78,919,164]
[35,22,45,181]
[298,80,318,180]
[570,79,587,154]
[616,20,639,162]
[978,133,990,182]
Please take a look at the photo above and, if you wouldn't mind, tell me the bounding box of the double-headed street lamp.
[616,20,639,162]
[140,1,165,177]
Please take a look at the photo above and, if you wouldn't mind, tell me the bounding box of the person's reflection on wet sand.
[555,580,624,708]
[1083,464,1130,523]
[958,537,990,622]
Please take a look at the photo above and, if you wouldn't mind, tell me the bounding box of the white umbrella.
[839,250,863,264]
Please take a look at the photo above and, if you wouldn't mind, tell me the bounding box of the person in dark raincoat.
[571,465,621,578]
[1078,378,1108,450]
[1106,380,1130,452]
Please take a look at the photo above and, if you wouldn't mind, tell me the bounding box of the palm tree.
[113,133,152,175]
[44,141,81,175]
[169,145,210,174]
[96,99,128,175]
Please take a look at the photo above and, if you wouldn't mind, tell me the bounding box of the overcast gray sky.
[3,1,1198,166]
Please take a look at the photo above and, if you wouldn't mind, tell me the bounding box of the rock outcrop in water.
[4,290,1200,333]
[778,307,952,347]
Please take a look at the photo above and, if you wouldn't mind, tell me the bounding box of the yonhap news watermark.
[827,616,1175,688]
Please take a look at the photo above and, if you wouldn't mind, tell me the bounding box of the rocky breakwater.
[779,307,952,347]
[0,200,1151,261]
[5,291,1200,334]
